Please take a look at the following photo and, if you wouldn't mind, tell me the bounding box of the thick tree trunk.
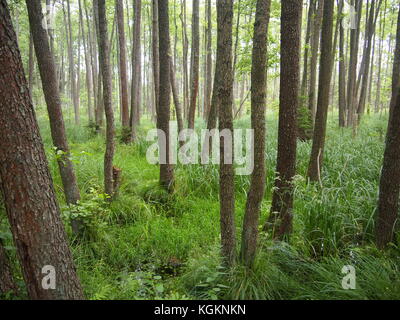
[307,0,335,182]
[217,0,235,267]
[158,0,174,192]
[116,0,130,128]
[240,0,271,266]
[188,0,200,129]
[26,0,82,233]
[97,0,116,198]
[266,0,302,239]
[0,0,83,299]
[375,5,400,249]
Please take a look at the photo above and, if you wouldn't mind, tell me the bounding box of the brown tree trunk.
[158,0,174,192]
[204,0,213,118]
[116,0,130,128]
[66,0,80,125]
[170,57,184,134]
[266,0,302,239]
[0,239,17,296]
[240,0,271,266]
[130,0,142,140]
[152,0,159,117]
[188,0,200,129]
[346,0,363,128]
[26,0,82,233]
[97,0,116,198]
[308,0,324,126]
[307,0,334,182]
[375,4,400,250]
[217,0,235,267]
[0,0,83,299]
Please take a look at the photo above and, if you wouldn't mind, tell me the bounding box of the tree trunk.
[0,0,83,299]
[266,0,302,239]
[375,4,400,249]
[204,0,213,118]
[307,0,335,182]
[188,0,200,129]
[158,0,174,192]
[240,0,271,266]
[152,0,159,117]
[217,0,235,267]
[116,0,130,128]
[26,0,82,233]
[97,0,116,198]
[66,0,79,125]
[338,0,347,127]
[130,0,142,140]
[308,0,324,126]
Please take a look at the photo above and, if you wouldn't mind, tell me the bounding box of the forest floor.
[1,109,400,300]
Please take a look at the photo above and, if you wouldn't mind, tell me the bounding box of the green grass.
[1,109,400,300]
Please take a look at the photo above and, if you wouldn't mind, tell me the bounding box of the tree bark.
[188,0,200,129]
[266,0,302,239]
[0,0,83,299]
[217,0,235,267]
[116,0,130,128]
[375,4,400,249]
[307,0,335,182]
[240,0,271,266]
[158,0,174,192]
[26,0,82,233]
[97,0,116,197]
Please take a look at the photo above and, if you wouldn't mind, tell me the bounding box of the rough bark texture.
[116,0,130,128]
[0,240,17,296]
[0,0,83,299]
[188,0,200,129]
[26,0,81,233]
[266,0,302,239]
[388,4,400,123]
[307,0,334,182]
[97,0,116,197]
[375,5,400,249]
[217,0,235,267]
[158,0,174,192]
[240,0,271,266]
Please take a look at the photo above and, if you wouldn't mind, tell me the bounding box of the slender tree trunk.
[158,0,174,192]
[241,0,271,266]
[188,0,200,129]
[308,0,324,126]
[376,4,400,249]
[116,0,130,128]
[338,0,347,127]
[204,0,213,118]
[97,0,116,197]
[170,57,184,134]
[130,0,142,140]
[26,0,82,233]
[66,0,79,124]
[217,0,235,267]
[307,0,335,182]
[0,0,83,299]
[266,0,302,239]
[152,0,159,116]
